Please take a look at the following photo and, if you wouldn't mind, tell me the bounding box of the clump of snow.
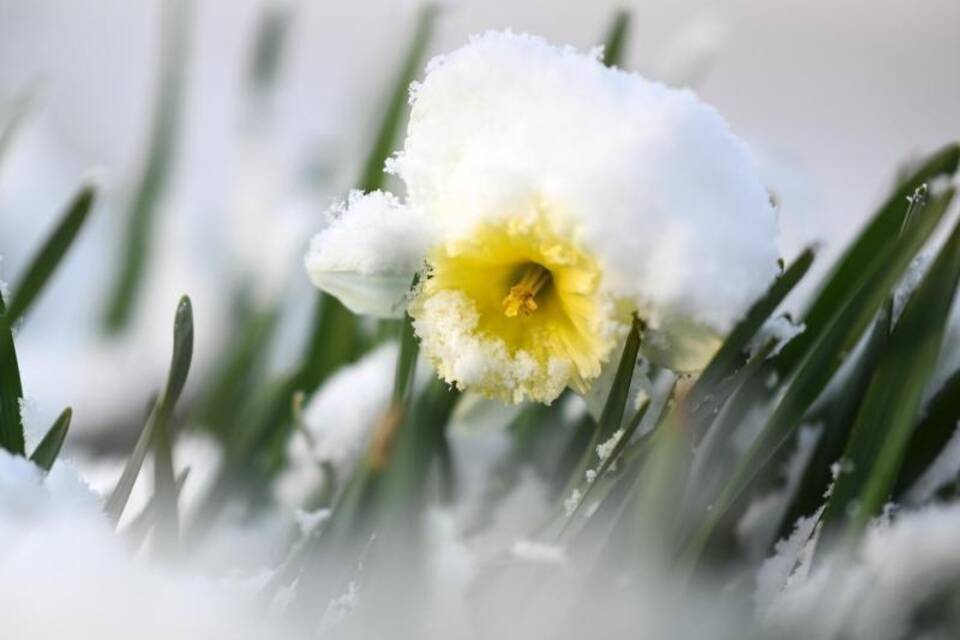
[0,449,298,640]
[275,343,400,509]
[564,488,583,517]
[764,503,960,640]
[390,30,779,335]
[510,539,567,565]
[596,428,625,462]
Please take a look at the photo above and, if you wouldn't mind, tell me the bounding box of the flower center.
[502,263,552,317]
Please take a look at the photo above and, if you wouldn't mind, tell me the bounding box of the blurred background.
[0,0,958,439]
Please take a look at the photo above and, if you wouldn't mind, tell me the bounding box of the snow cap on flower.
[307,30,779,404]
[304,190,433,317]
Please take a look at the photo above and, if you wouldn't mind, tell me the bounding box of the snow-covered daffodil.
[306,31,779,405]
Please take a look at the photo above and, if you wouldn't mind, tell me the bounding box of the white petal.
[304,190,432,318]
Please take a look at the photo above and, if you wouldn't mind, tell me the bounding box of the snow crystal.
[510,539,567,565]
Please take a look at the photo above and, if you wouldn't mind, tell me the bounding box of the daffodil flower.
[306,31,779,405]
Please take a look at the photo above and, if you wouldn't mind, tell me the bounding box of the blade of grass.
[681,188,955,565]
[600,9,631,68]
[775,143,959,377]
[893,367,960,500]
[689,248,814,442]
[564,317,643,497]
[6,185,96,324]
[29,407,72,472]
[818,212,960,551]
[0,291,25,455]
[102,0,190,332]
[104,296,194,525]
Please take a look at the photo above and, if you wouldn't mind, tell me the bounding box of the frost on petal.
[392,31,779,340]
[304,190,433,318]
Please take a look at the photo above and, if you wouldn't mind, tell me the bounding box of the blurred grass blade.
[104,296,194,525]
[0,291,25,455]
[6,185,96,324]
[601,9,631,68]
[102,0,191,332]
[819,212,960,549]
[391,305,420,408]
[357,3,439,192]
[247,2,293,94]
[775,143,959,377]
[682,188,955,564]
[0,86,38,169]
[29,407,72,472]
[894,367,960,500]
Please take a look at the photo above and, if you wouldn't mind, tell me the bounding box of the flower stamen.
[502,263,552,317]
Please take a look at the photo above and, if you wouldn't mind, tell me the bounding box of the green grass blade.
[357,3,439,192]
[775,143,959,376]
[775,305,891,542]
[893,367,960,500]
[690,248,814,441]
[104,296,194,525]
[391,305,420,408]
[102,0,190,332]
[682,188,955,564]
[6,185,96,324]
[819,213,960,549]
[0,291,25,455]
[29,407,71,471]
[600,9,631,68]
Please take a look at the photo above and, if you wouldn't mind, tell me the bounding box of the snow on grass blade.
[563,317,642,502]
[104,296,194,525]
[102,0,190,333]
[600,9,631,68]
[0,290,24,455]
[893,367,960,501]
[818,211,960,551]
[681,188,955,566]
[29,407,71,472]
[6,185,95,324]
[775,143,959,378]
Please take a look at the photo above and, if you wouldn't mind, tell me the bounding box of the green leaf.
[682,188,955,564]
[391,301,420,408]
[894,367,960,500]
[776,143,959,377]
[819,210,960,549]
[0,291,25,455]
[6,185,96,324]
[104,296,194,525]
[29,407,71,472]
[600,9,631,68]
[102,0,190,332]
[357,3,440,192]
